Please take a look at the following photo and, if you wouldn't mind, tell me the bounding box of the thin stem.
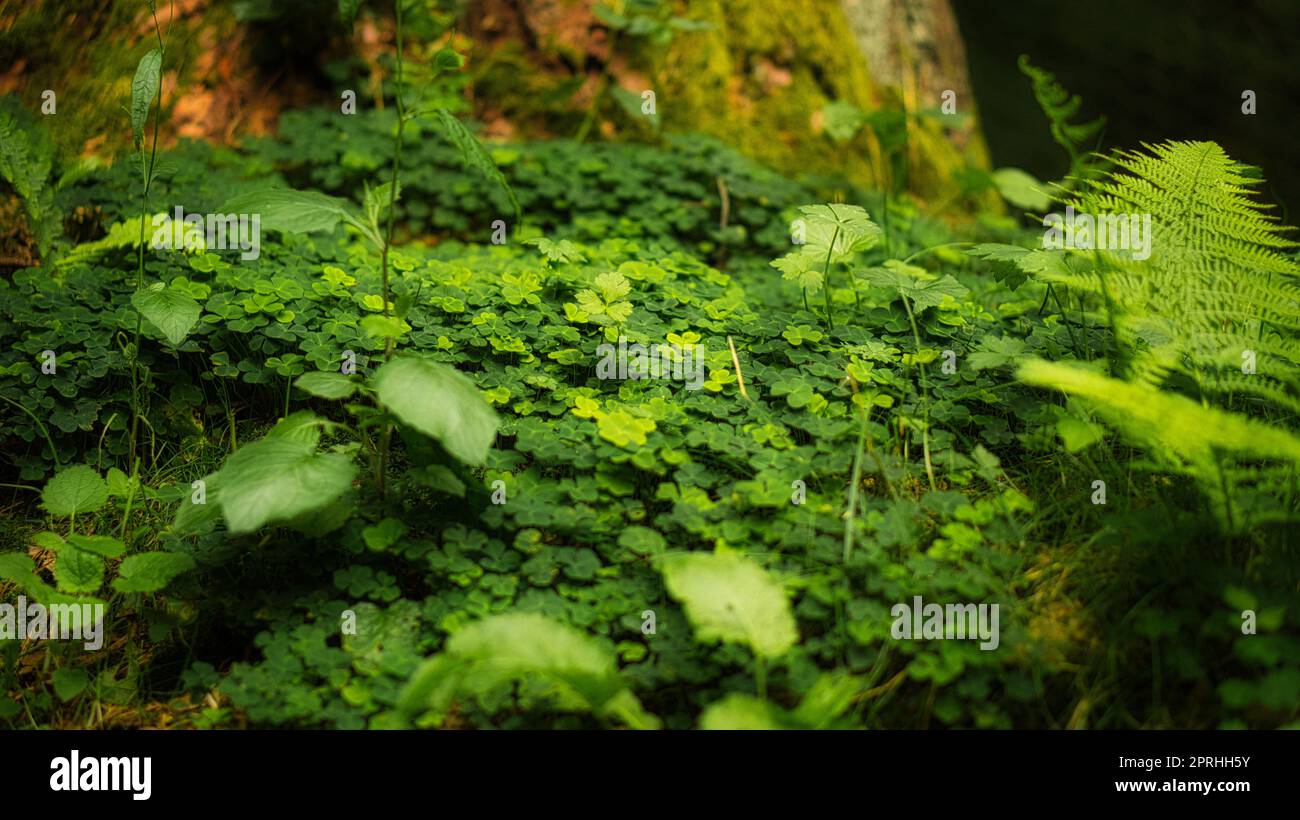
[844,403,871,563]
[376,0,407,502]
[0,395,61,469]
[900,292,937,492]
[820,226,840,330]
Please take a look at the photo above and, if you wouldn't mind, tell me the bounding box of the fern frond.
[1018,358,1300,530]
[1032,140,1300,414]
[1018,56,1107,185]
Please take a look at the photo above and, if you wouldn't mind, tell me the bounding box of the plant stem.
[844,403,871,563]
[820,226,840,330]
[376,0,408,503]
[900,291,937,492]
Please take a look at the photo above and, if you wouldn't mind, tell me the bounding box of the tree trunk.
[467,0,994,205]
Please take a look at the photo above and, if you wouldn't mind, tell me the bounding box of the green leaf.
[433,110,520,223]
[770,251,823,291]
[338,0,361,29]
[52,667,90,701]
[373,355,499,466]
[1056,415,1105,453]
[821,101,867,143]
[699,693,786,729]
[967,335,1027,371]
[295,371,358,400]
[800,203,882,262]
[364,180,401,223]
[66,534,126,559]
[660,552,798,659]
[41,465,108,518]
[54,547,104,594]
[130,49,162,147]
[399,613,659,729]
[991,167,1052,211]
[0,552,48,597]
[171,473,221,536]
[112,552,197,593]
[359,314,411,339]
[132,283,202,346]
[215,437,357,534]
[220,188,359,235]
[363,517,408,552]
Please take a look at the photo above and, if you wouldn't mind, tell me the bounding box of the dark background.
[955,0,1300,218]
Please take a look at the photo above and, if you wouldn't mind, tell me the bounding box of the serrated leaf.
[55,547,104,594]
[433,109,520,223]
[216,437,357,534]
[364,180,401,222]
[41,465,108,518]
[660,552,798,659]
[66,534,126,558]
[770,251,823,291]
[220,188,359,235]
[800,203,882,262]
[112,552,197,593]
[132,283,202,345]
[130,49,162,147]
[373,355,499,466]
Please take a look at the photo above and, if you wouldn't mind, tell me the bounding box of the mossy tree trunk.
[467,0,994,206]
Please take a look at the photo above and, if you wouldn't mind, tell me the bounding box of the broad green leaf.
[967,335,1027,371]
[1056,415,1106,453]
[171,472,221,536]
[770,251,822,291]
[364,180,401,222]
[800,203,882,262]
[373,355,499,466]
[216,437,357,534]
[359,314,411,339]
[112,552,197,593]
[130,49,162,147]
[132,283,202,345]
[433,109,520,223]
[661,552,798,659]
[791,671,862,728]
[265,410,333,449]
[0,552,47,596]
[54,547,104,594]
[992,166,1052,211]
[295,371,358,400]
[699,693,785,729]
[399,613,659,729]
[363,517,408,552]
[66,534,126,559]
[52,667,90,701]
[220,188,359,235]
[41,465,108,517]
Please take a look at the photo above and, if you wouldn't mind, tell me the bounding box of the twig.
[727,336,749,400]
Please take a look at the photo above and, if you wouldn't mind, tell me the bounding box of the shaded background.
[955,0,1300,216]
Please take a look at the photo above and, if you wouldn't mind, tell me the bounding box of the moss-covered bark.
[469,0,995,207]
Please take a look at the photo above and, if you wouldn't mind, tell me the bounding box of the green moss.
[646,0,883,189]
[2,0,212,164]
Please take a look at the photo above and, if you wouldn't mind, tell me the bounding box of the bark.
[467,0,994,205]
